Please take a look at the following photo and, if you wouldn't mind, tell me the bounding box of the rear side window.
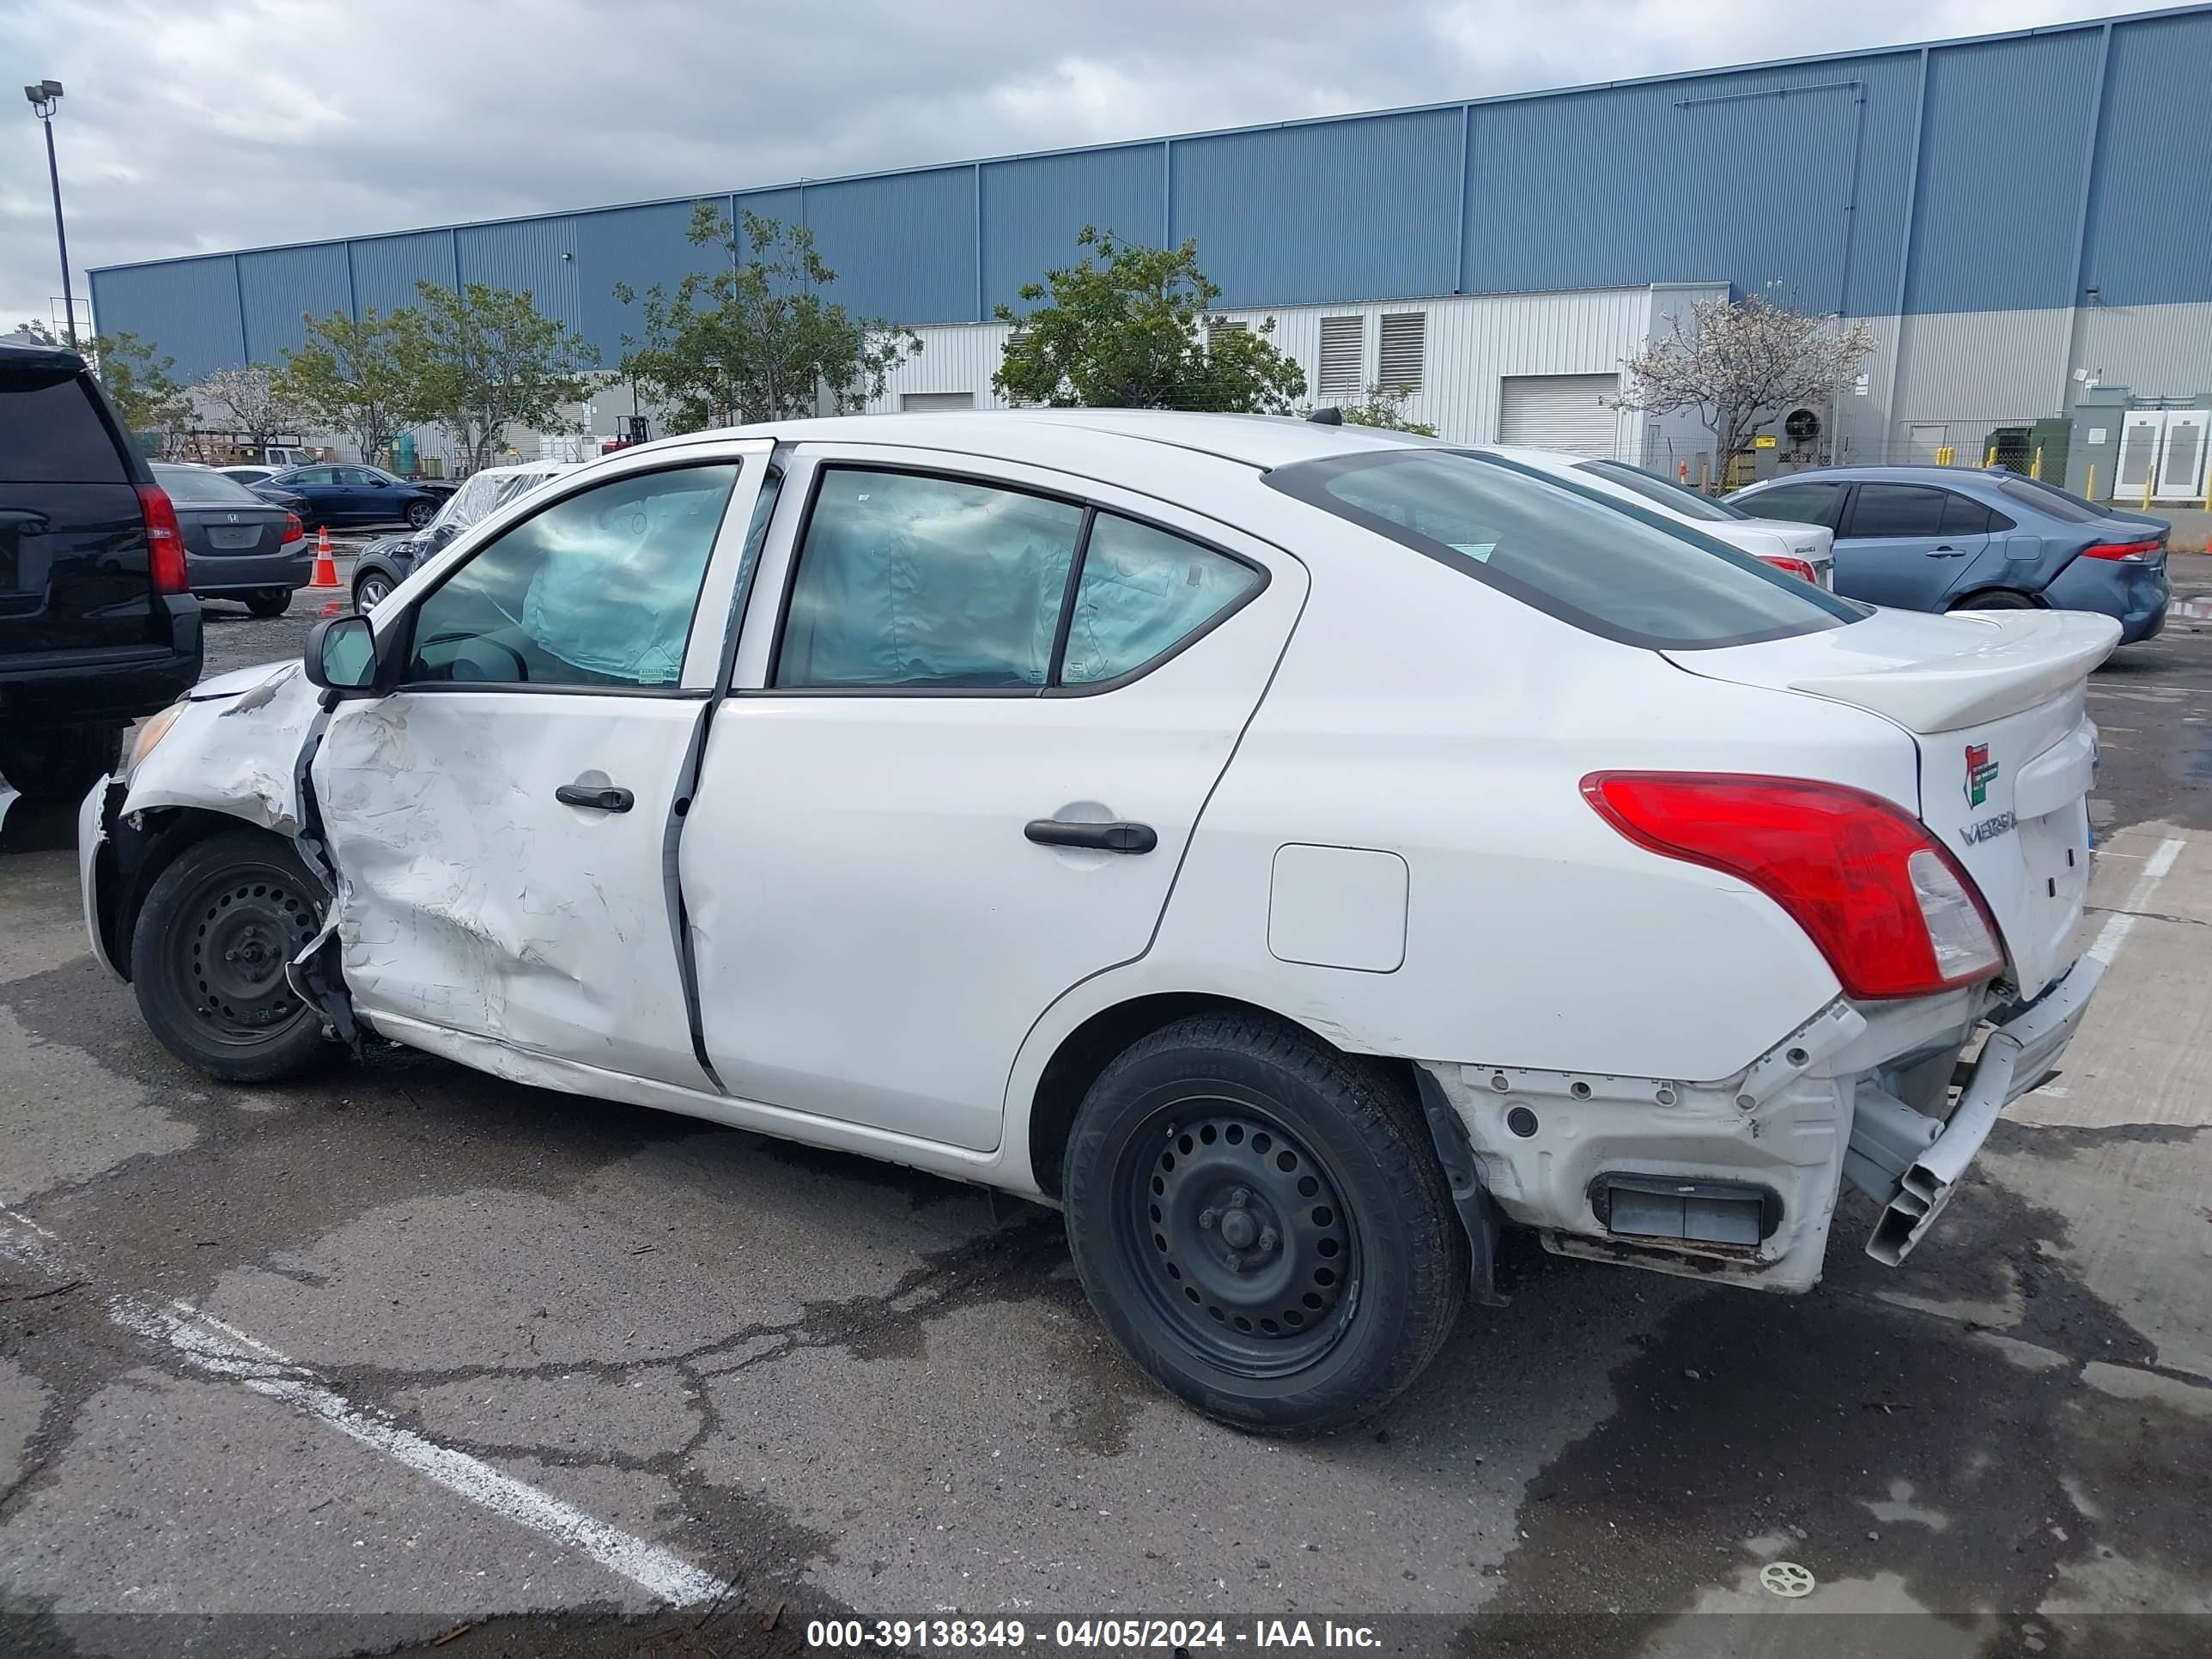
[1268,450,1856,650]
[1939,493,2008,536]
[1846,485,1948,538]
[1061,515,1261,685]
[0,370,128,483]
[1737,481,1844,527]
[777,469,1085,688]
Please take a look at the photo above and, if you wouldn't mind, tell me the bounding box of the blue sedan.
[267,464,445,532]
[1729,466,2171,643]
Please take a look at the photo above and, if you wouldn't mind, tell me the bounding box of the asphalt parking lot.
[3,569,2209,1658]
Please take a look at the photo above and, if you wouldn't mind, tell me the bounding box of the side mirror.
[304,614,380,696]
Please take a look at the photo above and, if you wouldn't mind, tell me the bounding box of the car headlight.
[125,701,186,780]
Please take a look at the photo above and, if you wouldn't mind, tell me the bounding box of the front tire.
[404,500,435,529]
[130,829,341,1082]
[1063,1014,1465,1436]
[354,570,393,612]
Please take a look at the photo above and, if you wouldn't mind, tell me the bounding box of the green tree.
[991,227,1305,413]
[12,319,194,442]
[392,281,599,471]
[1331,383,1437,437]
[614,204,921,432]
[276,309,409,464]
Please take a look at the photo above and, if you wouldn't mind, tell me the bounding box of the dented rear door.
[312,446,773,1086]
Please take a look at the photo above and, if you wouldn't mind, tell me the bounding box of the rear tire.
[246,590,292,619]
[1062,1013,1465,1436]
[0,725,125,803]
[130,829,342,1083]
[1949,588,2035,611]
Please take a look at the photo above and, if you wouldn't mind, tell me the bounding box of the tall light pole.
[24,80,75,350]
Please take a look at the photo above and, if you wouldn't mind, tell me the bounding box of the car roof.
[1738,465,2015,489]
[630,409,1437,474]
[0,337,83,374]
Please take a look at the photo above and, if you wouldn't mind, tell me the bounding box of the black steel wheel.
[1124,1100,1358,1375]
[1064,1013,1465,1436]
[131,829,342,1082]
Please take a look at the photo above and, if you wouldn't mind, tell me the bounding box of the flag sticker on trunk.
[1966,743,1999,807]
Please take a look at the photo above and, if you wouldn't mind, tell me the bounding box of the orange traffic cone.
[308,526,339,590]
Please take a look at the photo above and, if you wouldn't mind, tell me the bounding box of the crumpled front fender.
[121,660,324,834]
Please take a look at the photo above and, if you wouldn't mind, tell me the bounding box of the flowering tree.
[197,364,310,449]
[1614,295,1873,486]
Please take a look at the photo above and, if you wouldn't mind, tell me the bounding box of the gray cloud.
[2,0,2123,335]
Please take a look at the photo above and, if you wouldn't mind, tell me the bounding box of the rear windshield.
[153,465,266,505]
[1577,459,1748,522]
[1267,450,1861,650]
[0,367,129,483]
[1996,476,2106,524]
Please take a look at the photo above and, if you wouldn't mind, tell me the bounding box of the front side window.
[775,470,1085,689]
[1736,481,1844,527]
[338,467,383,487]
[404,465,740,689]
[1269,450,1856,650]
[1061,514,1261,685]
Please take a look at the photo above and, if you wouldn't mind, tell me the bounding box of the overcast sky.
[1,0,2136,334]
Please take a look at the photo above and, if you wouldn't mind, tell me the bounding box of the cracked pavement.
[2,568,2209,1657]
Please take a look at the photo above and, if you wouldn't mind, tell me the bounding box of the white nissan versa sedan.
[80,412,2114,1434]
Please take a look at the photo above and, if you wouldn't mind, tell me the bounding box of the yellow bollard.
[2142,455,2155,511]
[1984,446,1996,467]
[2087,462,2097,501]
[2031,446,2043,481]
[1698,459,1710,491]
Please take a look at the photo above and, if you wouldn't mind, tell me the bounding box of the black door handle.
[1025,818,1158,854]
[556,783,634,812]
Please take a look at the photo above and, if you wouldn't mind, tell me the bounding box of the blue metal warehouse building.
[88,3,2212,499]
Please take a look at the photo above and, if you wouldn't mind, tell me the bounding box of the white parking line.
[0,1208,730,1609]
[2087,836,2188,966]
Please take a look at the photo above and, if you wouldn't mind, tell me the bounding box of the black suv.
[1,338,202,802]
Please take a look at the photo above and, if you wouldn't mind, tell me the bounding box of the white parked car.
[1485,447,1838,586]
[80,412,2113,1433]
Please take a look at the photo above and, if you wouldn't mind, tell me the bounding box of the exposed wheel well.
[1948,586,2042,611]
[96,806,284,980]
[1024,992,1419,1199]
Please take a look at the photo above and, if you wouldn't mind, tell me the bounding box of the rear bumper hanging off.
[1863,955,2104,1266]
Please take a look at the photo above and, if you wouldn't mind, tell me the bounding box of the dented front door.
[311,449,771,1087]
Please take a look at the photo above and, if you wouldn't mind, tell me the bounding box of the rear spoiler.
[1787,610,2121,734]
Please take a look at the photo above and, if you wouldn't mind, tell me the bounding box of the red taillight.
[137,484,189,595]
[1582,772,2004,1000]
[283,511,304,545]
[2080,538,2160,562]
[1759,555,1820,583]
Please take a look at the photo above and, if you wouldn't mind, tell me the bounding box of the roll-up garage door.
[1498,374,1620,456]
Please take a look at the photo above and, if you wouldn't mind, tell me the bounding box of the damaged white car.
[81,414,2116,1434]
